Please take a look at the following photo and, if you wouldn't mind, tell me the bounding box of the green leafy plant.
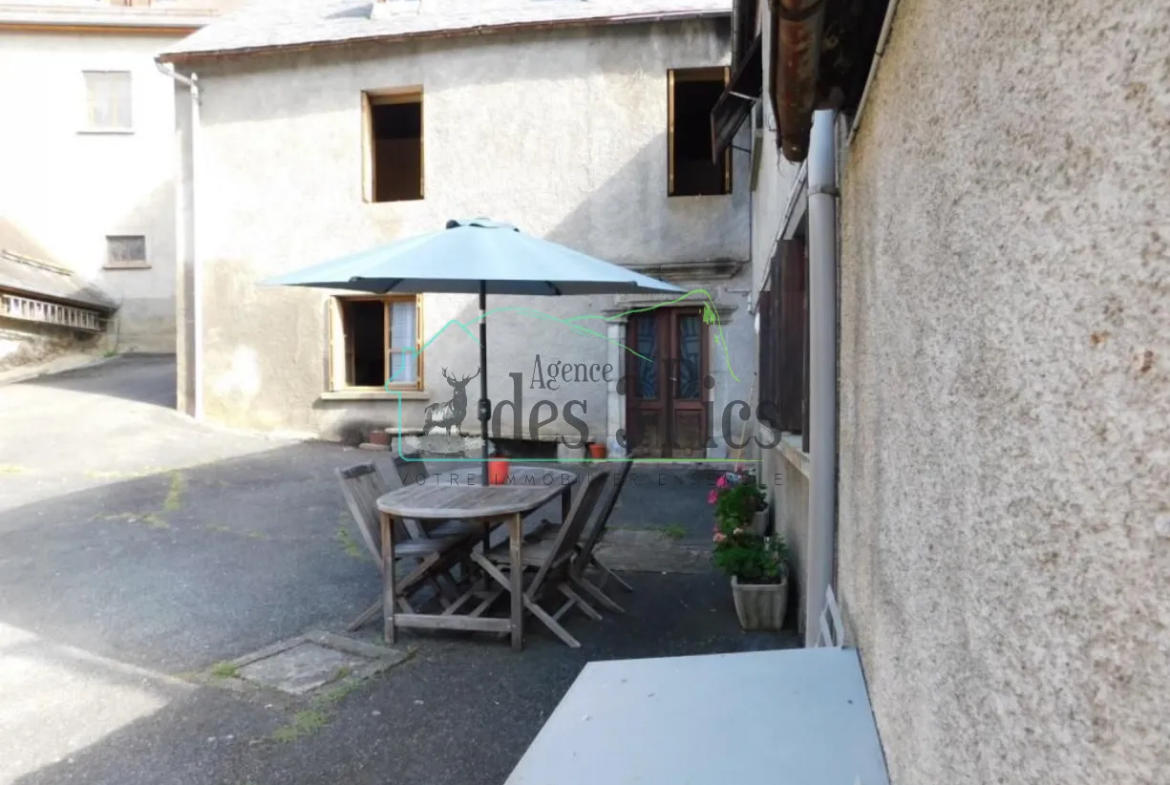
[709,470,785,584]
[707,469,767,527]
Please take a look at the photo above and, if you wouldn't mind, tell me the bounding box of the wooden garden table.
[375,465,578,651]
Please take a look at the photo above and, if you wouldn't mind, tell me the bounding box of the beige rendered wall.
[182,20,752,441]
[836,1,1169,783]
[0,29,184,352]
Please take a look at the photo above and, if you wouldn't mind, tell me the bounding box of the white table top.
[505,647,890,785]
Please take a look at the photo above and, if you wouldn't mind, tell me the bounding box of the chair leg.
[559,583,603,621]
[522,594,581,648]
[573,574,625,614]
[347,598,383,632]
[592,556,633,592]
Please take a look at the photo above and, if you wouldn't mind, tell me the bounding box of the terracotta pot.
[487,459,510,486]
[731,575,788,632]
[368,429,389,446]
[587,442,607,460]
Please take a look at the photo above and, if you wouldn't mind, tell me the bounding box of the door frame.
[623,307,710,459]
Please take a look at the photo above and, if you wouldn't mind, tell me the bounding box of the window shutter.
[667,70,676,195]
[361,92,374,202]
[757,290,773,427]
[777,238,805,433]
[722,66,732,194]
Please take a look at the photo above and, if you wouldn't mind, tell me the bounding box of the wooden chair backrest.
[577,460,633,564]
[390,454,433,539]
[336,463,406,573]
[530,469,610,595]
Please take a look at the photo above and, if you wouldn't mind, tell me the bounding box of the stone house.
[0,0,241,356]
[157,0,757,458]
[723,0,1168,783]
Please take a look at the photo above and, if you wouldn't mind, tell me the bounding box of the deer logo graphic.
[422,366,481,436]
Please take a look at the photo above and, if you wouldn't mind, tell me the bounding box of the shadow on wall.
[542,130,750,265]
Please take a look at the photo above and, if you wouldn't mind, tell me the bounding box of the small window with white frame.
[330,295,422,390]
[83,70,132,132]
[104,235,148,269]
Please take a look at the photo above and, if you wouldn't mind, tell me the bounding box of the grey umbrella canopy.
[264,218,684,477]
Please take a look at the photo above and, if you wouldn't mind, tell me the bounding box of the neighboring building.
[157,0,755,455]
[724,0,1168,783]
[0,219,117,368]
[0,0,243,356]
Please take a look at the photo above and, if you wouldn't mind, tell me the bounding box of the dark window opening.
[366,92,423,203]
[345,300,385,387]
[669,68,731,196]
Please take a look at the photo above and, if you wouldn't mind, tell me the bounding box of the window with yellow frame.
[329,295,422,390]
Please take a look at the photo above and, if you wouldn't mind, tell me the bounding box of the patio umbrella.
[263,218,683,480]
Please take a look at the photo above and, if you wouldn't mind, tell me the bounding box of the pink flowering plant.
[709,470,787,584]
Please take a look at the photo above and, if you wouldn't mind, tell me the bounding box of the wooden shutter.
[757,289,773,427]
[667,70,677,195]
[722,65,732,195]
[801,243,811,452]
[361,93,374,203]
[777,238,806,433]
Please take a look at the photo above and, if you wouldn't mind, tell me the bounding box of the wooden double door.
[624,308,709,459]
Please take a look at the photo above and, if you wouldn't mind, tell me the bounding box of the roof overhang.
[768,0,890,161]
[157,7,732,64]
[710,34,762,159]
[0,4,214,33]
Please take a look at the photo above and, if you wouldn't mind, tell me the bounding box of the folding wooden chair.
[388,454,478,540]
[469,469,611,649]
[336,463,475,632]
[526,460,635,601]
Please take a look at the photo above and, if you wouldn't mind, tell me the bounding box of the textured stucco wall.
[183,20,752,441]
[0,30,181,352]
[837,1,1170,783]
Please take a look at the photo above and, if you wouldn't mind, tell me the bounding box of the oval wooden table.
[376,465,579,651]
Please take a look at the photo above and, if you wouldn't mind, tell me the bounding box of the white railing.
[0,293,106,332]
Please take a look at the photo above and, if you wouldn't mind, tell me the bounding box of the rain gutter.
[772,0,826,162]
[846,0,901,144]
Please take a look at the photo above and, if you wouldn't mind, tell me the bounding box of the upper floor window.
[362,88,424,203]
[105,235,148,269]
[668,67,731,197]
[83,71,132,132]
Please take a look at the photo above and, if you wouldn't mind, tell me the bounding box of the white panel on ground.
[505,648,889,785]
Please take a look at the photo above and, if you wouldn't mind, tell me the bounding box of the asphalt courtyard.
[0,355,795,785]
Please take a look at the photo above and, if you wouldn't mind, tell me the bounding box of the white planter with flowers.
[710,470,790,632]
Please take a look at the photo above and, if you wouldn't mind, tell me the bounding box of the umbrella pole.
[478,281,489,484]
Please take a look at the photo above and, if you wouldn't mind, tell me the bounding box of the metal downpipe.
[804,108,838,647]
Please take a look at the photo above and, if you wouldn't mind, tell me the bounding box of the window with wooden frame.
[757,237,809,450]
[667,67,732,197]
[329,296,422,390]
[362,88,424,203]
[82,70,132,132]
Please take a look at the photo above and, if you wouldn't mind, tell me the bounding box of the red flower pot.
[587,442,607,460]
[488,459,510,486]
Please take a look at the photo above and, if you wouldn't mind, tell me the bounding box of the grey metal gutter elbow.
[773,0,826,162]
[804,108,838,647]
